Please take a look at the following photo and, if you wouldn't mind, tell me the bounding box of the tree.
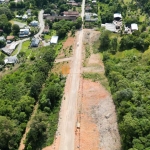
[0,14,12,34]
[99,30,110,51]
[110,37,118,54]
[25,112,48,150]
[12,24,20,35]
[0,116,21,150]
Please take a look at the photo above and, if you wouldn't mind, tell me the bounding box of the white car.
[77,42,79,46]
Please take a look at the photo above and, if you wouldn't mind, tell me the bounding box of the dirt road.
[58,0,85,150]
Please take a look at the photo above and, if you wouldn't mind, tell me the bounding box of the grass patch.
[21,40,31,57]
[82,72,110,91]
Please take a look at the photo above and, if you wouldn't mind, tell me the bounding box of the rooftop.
[50,36,58,44]
[131,23,138,30]
[4,56,18,64]
[114,13,122,19]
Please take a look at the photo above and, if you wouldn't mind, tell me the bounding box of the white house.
[131,23,138,31]
[29,20,39,26]
[50,36,59,44]
[19,28,30,37]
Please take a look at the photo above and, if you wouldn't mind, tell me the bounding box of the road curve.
[58,0,85,150]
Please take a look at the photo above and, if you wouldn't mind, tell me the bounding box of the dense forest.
[0,46,57,150]
[98,0,150,149]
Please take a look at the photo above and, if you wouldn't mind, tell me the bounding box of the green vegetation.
[0,46,56,150]
[25,73,66,149]
[100,26,150,149]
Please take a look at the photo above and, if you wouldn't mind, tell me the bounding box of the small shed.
[131,23,138,31]
[50,36,58,44]
[114,13,122,20]
[30,38,40,47]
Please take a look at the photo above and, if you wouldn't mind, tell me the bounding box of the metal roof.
[114,13,122,19]
[105,23,116,32]
[50,36,58,44]
[131,23,138,30]
[4,56,18,64]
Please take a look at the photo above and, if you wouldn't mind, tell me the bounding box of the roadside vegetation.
[98,1,150,148]
[0,45,57,149]
[85,0,150,149]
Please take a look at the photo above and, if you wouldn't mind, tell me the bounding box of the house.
[2,41,19,55]
[0,0,5,3]
[0,36,6,42]
[67,2,78,6]
[43,26,49,34]
[22,14,28,20]
[30,38,40,47]
[131,23,138,31]
[4,56,18,65]
[6,36,15,43]
[26,9,32,16]
[114,13,122,20]
[63,11,79,17]
[19,28,30,37]
[29,20,39,27]
[43,14,50,19]
[46,16,77,21]
[50,36,58,44]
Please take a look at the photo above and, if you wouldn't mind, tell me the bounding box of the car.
[77,42,79,46]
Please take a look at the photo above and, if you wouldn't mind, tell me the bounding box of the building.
[30,38,40,47]
[26,9,32,16]
[19,28,30,37]
[114,13,122,20]
[22,14,28,20]
[67,2,78,6]
[50,36,58,44]
[46,16,77,21]
[102,23,117,32]
[2,41,19,55]
[63,11,79,17]
[0,0,5,3]
[131,23,138,31]
[4,56,18,65]
[6,36,15,43]
[29,20,39,26]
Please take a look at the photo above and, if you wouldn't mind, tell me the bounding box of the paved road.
[58,0,85,150]
[35,10,45,38]
[15,10,44,56]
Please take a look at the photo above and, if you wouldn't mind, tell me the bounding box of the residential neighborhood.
[0,0,150,150]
